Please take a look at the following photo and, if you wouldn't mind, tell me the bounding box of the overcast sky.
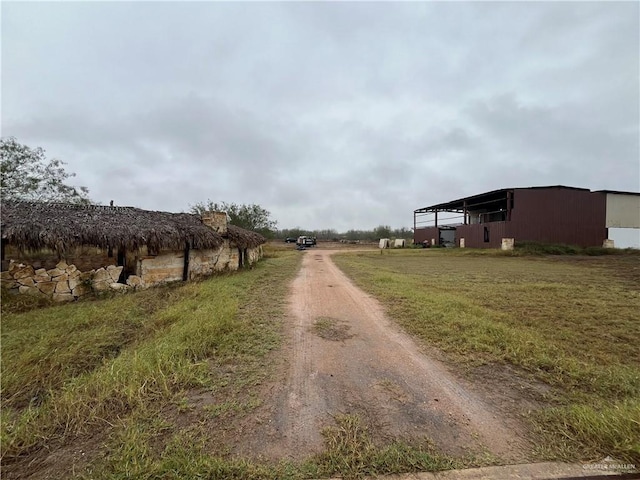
[2,1,639,233]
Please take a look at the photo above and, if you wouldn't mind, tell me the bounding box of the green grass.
[1,248,300,472]
[1,246,461,479]
[312,414,459,479]
[332,249,640,464]
[82,413,456,480]
[513,241,640,256]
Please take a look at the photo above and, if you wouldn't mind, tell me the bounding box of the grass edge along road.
[332,248,640,466]
[1,246,459,480]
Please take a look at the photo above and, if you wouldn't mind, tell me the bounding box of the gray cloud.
[2,1,638,232]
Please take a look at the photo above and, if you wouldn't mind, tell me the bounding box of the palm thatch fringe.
[1,201,226,254]
[226,224,266,249]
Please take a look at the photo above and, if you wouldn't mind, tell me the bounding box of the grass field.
[1,247,300,478]
[332,249,640,464]
[1,247,457,479]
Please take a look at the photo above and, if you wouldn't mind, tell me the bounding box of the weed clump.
[314,415,458,479]
[514,241,640,256]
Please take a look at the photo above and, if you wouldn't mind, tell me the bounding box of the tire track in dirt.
[237,249,530,462]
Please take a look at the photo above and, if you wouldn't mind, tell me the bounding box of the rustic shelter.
[1,201,265,299]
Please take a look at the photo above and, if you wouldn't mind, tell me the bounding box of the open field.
[3,246,638,479]
[1,247,303,479]
[332,249,640,464]
[1,246,457,480]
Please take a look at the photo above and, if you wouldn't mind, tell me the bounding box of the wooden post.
[182,241,190,281]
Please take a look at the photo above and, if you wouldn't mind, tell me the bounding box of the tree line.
[277,226,413,242]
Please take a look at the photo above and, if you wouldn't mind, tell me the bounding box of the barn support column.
[434,210,438,228]
[463,201,468,225]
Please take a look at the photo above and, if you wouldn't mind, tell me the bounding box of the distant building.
[413,186,640,249]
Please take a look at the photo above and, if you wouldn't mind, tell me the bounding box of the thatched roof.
[1,201,224,254]
[226,224,266,249]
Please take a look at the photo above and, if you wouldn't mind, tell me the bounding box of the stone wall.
[0,260,145,302]
[1,241,264,302]
[137,253,185,285]
[189,245,234,279]
[245,245,263,266]
[2,245,117,272]
[134,241,239,284]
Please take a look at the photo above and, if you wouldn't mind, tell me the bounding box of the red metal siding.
[509,188,607,247]
[413,187,608,249]
[456,222,509,248]
[414,227,440,245]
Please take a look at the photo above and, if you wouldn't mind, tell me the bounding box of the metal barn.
[413,186,640,249]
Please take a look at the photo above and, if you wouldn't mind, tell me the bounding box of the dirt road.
[240,249,530,461]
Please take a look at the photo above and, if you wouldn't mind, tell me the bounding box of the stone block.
[110,282,129,292]
[53,292,74,302]
[1,271,14,281]
[14,265,35,279]
[37,281,57,295]
[47,268,65,277]
[35,268,47,276]
[18,276,35,287]
[68,277,80,291]
[8,261,24,273]
[106,265,123,283]
[34,274,51,283]
[72,284,92,297]
[501,238,515,251]
[126,275,143,287]
[19,285,42,296]
[92,280,111,292]
[56,260,69,271]
[55,280,71,294]
[68,270,81,279]
[52,273,69,283]
[80,271,94,281]
[66,264,78,274]
[92,268,110,283]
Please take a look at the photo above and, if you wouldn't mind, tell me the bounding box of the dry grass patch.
[312,317,354,341]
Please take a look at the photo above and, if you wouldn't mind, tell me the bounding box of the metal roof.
[415,185,597,213]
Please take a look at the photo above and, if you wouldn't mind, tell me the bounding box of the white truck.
[296,236,317,248]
